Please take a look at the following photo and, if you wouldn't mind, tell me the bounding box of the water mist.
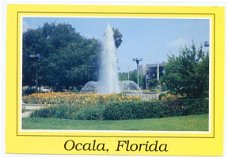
[98,24,120,94]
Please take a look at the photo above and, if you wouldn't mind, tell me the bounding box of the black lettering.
[83,143,92,151]
[64,140,75,151]
[159,144,168,152]
[75,143,82,151]
[97,143,106,151]
[130,143,138,151]
[116,140,127,151]
[92,140,96,150]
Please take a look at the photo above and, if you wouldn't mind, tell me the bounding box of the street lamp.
[204,41,209,47]
[29,53,40,92]
[133,58,143,85]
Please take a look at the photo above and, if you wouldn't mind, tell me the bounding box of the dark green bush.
[30,103,105,120]
[103,99,208,120]
[74,104,105,120]
[31,98,208,120]
[158,93,166,101]
[30,105,77,119]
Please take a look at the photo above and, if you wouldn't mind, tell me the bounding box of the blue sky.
[23,17,209,72]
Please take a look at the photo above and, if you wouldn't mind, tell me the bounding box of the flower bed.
[29,97,208,120]
[23,92,141,106]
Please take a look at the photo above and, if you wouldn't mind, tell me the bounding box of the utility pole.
[29,53,40,92]
[157,62,160,81]
[133,58,143,86]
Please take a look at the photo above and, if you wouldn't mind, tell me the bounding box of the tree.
[118,70,145,88]
[23,23,102,91]
[119,72,128,81]
[123,70,144,88]
[112,28,123,48]
[162,44,209,98]
[40,39,101,90]
[23,28,44,86]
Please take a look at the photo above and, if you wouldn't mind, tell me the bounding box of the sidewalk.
[22,104,49,118]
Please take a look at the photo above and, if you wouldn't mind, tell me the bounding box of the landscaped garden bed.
[23,92,208,121]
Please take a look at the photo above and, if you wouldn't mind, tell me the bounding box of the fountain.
[98,24,121,94]
[80,24,142,94]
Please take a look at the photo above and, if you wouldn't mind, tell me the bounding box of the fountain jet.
[98,24,120,94]
[80,24,142,95]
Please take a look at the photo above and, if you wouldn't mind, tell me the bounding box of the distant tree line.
[119,70,145,88]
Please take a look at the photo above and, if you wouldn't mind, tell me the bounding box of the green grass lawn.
[22,114,208,131]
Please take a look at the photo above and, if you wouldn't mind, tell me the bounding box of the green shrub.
[103,99,208,120]
[75,104,105,120]
[31,98,208,120]
[158,93,166,101]
[30,103,105,120]
[30,105,77,119]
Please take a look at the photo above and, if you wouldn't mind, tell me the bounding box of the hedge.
[30,104,105,120]
[103,99,208,120]
[30,98,208,120]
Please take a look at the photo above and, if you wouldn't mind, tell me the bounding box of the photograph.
[21,17,210,131]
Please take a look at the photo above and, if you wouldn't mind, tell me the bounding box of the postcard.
[6,4,224,156]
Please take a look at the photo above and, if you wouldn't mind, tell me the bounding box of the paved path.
[22,104,49,118]
[126,93,159,100]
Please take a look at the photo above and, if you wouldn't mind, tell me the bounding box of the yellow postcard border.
[6,5,224,156]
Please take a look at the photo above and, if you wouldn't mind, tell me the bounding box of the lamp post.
[29,53,40,92]
[204,41,209,47]
[204,41,209,56]
[133,58,143,85]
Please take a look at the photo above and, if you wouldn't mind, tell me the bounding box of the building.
[139,62,166,89]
